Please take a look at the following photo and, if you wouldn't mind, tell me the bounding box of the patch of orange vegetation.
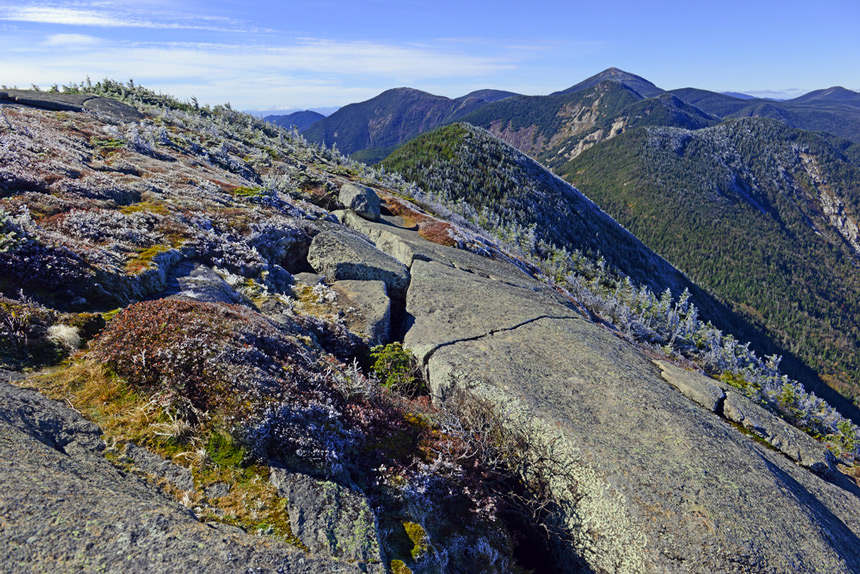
[380,194,456,247]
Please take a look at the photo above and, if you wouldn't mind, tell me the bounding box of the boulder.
[331,279,392,345]
[270,468,385,574]
[0,90,144,121]
[0,381,369,574]
[339,183,381,221]
[307,228,409,297]
[83,97,145,121]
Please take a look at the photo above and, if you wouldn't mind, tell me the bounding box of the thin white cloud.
[0,6,252,32]
[742,88,807,100]
[43,33,103,47]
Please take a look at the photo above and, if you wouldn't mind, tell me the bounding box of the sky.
[0,0,858,112]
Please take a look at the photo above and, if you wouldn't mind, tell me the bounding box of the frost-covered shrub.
[191,229,268,277]
[0,208,26,253]
[90,299,308,416]
[125,123,156,156]
[247,219,310,270]
[0,231,91,298]
[49,208,163,247]
[247,401,360,479]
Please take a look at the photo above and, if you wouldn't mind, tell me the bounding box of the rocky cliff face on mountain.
[3,86,860,574]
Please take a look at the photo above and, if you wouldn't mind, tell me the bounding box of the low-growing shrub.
[370,343,426,397]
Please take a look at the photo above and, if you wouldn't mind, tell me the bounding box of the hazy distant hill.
[265,110,325,131]
[301,87,517,163]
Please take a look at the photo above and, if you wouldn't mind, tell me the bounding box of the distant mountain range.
[300,68,860,163]
[313,67,860,412]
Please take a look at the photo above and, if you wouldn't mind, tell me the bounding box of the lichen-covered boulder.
[339,183,381,221]
[307,228,409,297]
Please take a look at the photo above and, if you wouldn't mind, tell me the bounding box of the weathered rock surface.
[0,89,144,121]
[723,391,837,476]
[331,279,392,345]
[654,360,726,413]
[342,217,860,573]
[339,183,381,221]
[0,381,369,574]
[342,211,539,288]
[270,468,385,573]
[307,227,409,296]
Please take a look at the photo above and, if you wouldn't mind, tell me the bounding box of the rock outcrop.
[0,381,367,574]
[656,360,837,476]
[330,279,392,345]
[0,89,144,121]
[307,226,410,297]
[341,212,860,574]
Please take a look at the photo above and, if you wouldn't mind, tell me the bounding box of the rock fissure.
[420,314,578,372]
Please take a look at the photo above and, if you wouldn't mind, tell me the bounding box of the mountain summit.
[551,67,665,98]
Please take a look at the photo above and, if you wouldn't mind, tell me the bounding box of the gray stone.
[331,279,392,345]
[270,468,385,574]
[723,391,837,476]
[307,228,409,297]
[124,442,195,492]
[654,360,726,412]
[0,369,24,384]
[339,183,381,221]
[360,218,860,573]
[342,212,542,290]
[404,257,577,370]
[83,97,145,121]
[0,382,368,574]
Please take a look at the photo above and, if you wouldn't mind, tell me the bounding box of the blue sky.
[0,0,858,111]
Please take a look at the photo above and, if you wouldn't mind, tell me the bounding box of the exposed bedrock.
[341,214,860,574]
